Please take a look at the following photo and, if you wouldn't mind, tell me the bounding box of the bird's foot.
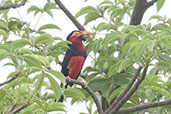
[66,76,71,83]
[82,82,87,88]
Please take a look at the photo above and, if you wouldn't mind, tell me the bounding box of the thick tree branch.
[130,0,158,25]
[104,66,142,114]
[116,99,171,114]
[0,0,27,10]
[8,103,28,114]
[54,0,85,31]
[0,72,20,87]
[66,78,103,114]
[110,64,149,114]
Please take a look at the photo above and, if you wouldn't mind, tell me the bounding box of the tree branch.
[0,0,27,10]
[8,103,17,113]
[104,66,142,114]
[54,0,85,31]
[130,0,158,25]
[8,103,28,114]
[116,99,171,114]
[66,78,103,114]
[110,64,149,114]
[0,72,20,87]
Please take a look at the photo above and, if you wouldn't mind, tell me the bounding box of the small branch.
[66,78,103,114]
[54,0,85,31]
[105,66,142,114]
[0,72,20,87]
[0,0,27,10]
[146,0,158,8]
[116,99,171,114]
[8,103,17,113]
[8,103,28,114]
[110,64,149,114]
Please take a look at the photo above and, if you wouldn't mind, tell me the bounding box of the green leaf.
[34,34,54,45]
[84,11,101,25]
[23,55,42,69]
[0,21,8,31]
[37,55,49,67]
[12,39,31,49]
[150,15,163,21]
[46,69,65,84]
[88,78,109,92]
[45,73,62,100]
[0,29,8,41]
[75,6,97,18]
[38,24,60,31]
[35,73,44,92]
[108,88,124,103]
[118,59,134,73]
[47,102,65,112]
[134,39,149,58]
[160,38,171,49]
[64,87,85,101]
[0,44,11,52]
[159,54,171,64]
[0,89,6,100]
[27,5,41,16]
[108,62,120,77]
[100,0,113,6]
[156,0,165,12]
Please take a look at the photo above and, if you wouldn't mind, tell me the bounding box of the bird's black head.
[66,30,91,41]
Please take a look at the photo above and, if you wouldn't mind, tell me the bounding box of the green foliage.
[0,0,170,114]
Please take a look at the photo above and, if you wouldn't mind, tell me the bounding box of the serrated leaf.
[64,87,85,101]
[46,69,65,84]
[88,78,109,92]
[0,89,6,100]
[108,88,124,103]
[156,0,165,12]
[34,34,54,45]
[0,29,8,41]
[23,55,42,69]
[0,44,11,52]
[134,39,149,58]
[47,102,65,112]
[108,64,118,77]
[160,38,171,49]
[37,55,49,67]
[38,24,60,32]
[75,6,97,18]
[35,73,44,92]
[12,39,31,49]
[150,15,163,21]
[118,59,134,73]
[45,73,62,100]
[84,12,101,25]
[27,5,41,16]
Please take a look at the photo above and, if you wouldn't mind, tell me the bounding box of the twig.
[104,66,142,114]
[0,72,20,87]
[110,64,149,114]
[8,103,17,113]
[54,0,85,31]
[116,99,171,114]
[8,103,28,114]
[146,0,158,8]
[0,0,27,10]
[66,78,103,114]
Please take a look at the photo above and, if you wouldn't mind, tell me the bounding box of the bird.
[58,30,91,102]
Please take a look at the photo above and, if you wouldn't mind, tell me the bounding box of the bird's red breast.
[68,56,85,79]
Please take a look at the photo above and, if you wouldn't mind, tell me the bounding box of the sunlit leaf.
[12,39,31,49]
[38,24,60,31]
[47,102,65,112]
[35,73,44,92]
[45,73,62,100]
[64,87,85,101]
[46,69,65,84]
[34,34,54,45]
[156,0,165,12]
[23,55,42,69]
